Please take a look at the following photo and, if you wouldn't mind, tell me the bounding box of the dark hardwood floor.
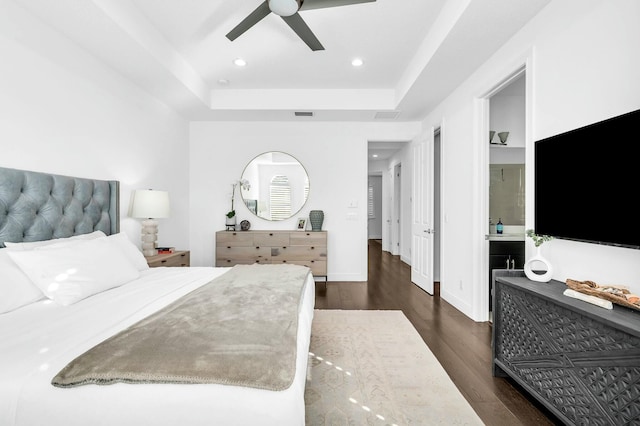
[314,239,560,426]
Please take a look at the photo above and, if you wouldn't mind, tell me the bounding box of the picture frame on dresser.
[296,218,307,231]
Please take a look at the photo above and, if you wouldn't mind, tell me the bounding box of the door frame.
[474,56,532,321]
[391,163,402,256]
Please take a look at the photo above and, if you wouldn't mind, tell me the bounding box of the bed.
[0,167,315,426]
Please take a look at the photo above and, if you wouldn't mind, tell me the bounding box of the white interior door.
[411,136,434,294]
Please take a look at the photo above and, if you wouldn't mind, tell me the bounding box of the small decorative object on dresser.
[146,250,190,268]
[296,218,306,231]
[240,220,251,231]
[308,210,324,231]
[226,179,250,231]
[523,229,553,282]
[225,215,236,231]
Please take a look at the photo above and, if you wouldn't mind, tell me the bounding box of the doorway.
[433,127,441,286]
[479,64,529,322]
[367,141,408,256]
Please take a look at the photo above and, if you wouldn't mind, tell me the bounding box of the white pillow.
[106,232,149,271]
[7,237,140,306]
[0,250,45,314]
[4,230,107,251]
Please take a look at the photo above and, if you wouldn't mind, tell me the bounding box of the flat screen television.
[534,107,640,250]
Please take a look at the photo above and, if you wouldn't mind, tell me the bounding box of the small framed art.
[296,218,307,231]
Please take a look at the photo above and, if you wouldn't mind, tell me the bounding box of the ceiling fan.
[226,0,376,51]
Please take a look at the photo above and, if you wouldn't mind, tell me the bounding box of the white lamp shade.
[131,190,170,219]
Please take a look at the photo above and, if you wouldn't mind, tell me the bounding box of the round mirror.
[240,151,309,221]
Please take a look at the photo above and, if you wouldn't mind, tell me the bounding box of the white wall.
[420,0,640,320]
[189,121,419,280]
[0,2,190,250]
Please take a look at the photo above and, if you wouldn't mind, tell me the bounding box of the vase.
[225,215,236,231]
[309,210,324,231]
[524,245,553,282]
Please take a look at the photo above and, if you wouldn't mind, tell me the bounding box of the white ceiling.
[16,0,550,123]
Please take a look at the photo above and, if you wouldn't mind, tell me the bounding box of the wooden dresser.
[215,230,327,279]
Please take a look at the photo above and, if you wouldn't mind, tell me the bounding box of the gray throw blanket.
[52,264,310,390]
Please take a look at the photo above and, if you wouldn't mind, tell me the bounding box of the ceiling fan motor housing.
[269,0,302,17]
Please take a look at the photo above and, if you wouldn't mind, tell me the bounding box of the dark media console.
[492,270,640,425]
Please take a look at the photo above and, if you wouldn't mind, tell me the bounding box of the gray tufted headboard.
[0,167,119,248]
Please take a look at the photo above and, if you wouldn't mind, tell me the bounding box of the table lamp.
[131,189,170,256]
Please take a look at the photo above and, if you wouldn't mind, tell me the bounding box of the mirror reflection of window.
[269,175,291,220]
[368,184,375,219]
[239,151,309,221]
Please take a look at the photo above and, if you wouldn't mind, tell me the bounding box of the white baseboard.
[326,273,367,281]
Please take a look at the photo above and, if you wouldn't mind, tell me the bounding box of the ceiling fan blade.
[299,0,376,12]
[226,1,272,41]
[282,13,324,51]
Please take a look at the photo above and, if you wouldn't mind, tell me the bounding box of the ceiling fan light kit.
[226,0,376,51]
[269,0,301,17]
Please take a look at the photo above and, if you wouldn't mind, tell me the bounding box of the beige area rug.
[305,310,484,425]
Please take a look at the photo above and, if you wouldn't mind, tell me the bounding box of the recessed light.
[233,58,247,67]
[351,58,363,67]
[218,79,230,85]
[372,154,378,158]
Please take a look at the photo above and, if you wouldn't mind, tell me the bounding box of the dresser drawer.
[216,231,254,246]
[276,260,327,276]
[254,232,289,246]
[216,246,271,265]
[146,251,190,268]
[290,231,327,246]
[271,245,327,261]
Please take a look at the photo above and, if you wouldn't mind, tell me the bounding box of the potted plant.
[524,229,554,282]
[526,229,554,247]
[226,180,250,227]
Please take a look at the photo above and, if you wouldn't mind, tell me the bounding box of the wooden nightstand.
[145,250,190,268]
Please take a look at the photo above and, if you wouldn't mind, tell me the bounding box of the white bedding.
[0,266,315,426]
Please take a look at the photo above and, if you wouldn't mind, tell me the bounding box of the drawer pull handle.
[161,260,167,263]
[256,246,260,249]
[311,260,315,263]
[180,253,186,257]
[269,233,273,236]
[227,246,231,249]
[283,260,287,263]
[282,246,286,249]
[233,233,237,235]
[311,246,315,250]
